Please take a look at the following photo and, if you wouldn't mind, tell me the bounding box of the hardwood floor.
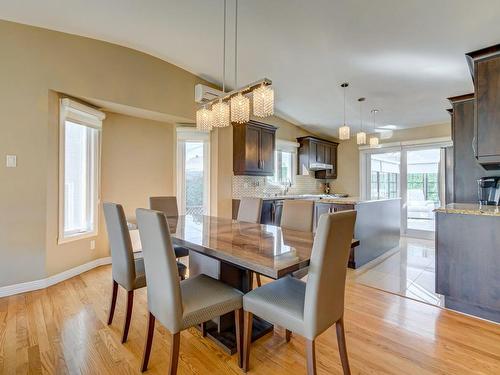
[1,265,500,374]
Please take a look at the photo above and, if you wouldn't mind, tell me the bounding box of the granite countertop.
[434,203,500,216]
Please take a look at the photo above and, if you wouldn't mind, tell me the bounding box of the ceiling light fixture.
[356,97,366,145]
[370,109,380,148]
[196,0,274,130]
[339,82,350,140]
[196,106,212,131]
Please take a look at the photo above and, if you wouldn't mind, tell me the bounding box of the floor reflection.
[350,236,444,307]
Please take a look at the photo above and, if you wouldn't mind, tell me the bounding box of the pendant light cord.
[360,100,363,131]
[234,0,238,88]
[343,86,346,126]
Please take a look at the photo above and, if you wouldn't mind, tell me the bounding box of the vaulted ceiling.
[1,0,499,136]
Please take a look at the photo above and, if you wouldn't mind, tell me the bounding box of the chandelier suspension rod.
[222,0,226,93]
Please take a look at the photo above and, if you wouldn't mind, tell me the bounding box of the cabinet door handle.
[262,160,265,169]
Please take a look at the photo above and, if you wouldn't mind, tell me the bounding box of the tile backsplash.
[232,173,332,199]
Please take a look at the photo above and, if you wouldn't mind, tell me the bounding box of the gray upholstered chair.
[237,197,264,287]
[103,202,148,343]
[103,203,187,344]
[149,196,190,259]
[243,210,357,375]
[237,197,263,223]
[280,199,314,232]
[136,208,244,374]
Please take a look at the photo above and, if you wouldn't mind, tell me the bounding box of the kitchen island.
[435,203,500,322]
[233,196,401,269]
[316,197,401,268]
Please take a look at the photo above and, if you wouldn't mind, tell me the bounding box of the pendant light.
[356,97,366,145]
[338,82,350,140]
[369,109,380,147]
[230,0,250,123]
[196,105,212,131]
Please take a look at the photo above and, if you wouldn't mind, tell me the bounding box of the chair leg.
[107,280,118,325]
[256,274,262,287]
[285,329,292,343]
[243,311,253,372]
[122,290,134,343]
[305,339,317,375]
[235,308,244,368]
[201,322,207,337]
[141,312,155,372]
[167,332,181,375]
[336,317,351,375]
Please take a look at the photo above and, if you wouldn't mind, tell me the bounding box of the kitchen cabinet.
[466,44,500,170]
[233,121,277,176]
[447,94,497,202]
[297,136,338,179]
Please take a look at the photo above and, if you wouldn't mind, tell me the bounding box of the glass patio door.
[176,130,210,216]
[404,148,443,238]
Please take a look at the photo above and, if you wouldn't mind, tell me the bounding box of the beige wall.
[0,19,213,286]
[331,122,452,196]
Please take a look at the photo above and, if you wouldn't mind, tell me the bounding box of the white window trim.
[176,127,211,215]
[58,98,105,244]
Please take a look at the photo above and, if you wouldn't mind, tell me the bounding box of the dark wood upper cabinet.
[297,136,339,179]
[233,120,277,176]
[466,44,500,170]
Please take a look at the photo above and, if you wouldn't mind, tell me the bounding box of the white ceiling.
[1,0,499,136]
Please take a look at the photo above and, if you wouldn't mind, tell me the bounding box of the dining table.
[131,214,360,355]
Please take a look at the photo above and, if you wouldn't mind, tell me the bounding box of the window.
[59,99,105,243]
[271,140,298,185]
[369,152,401,200]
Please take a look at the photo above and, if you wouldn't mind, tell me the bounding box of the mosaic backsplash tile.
[232,173,332,199]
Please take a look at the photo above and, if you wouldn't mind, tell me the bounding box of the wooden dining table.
[131,214,359,355]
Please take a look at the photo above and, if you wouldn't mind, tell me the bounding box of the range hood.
[308,162,333,171]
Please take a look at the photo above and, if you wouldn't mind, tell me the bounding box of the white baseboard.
[0,256,112,298]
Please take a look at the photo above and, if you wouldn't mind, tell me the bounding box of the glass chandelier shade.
[230,92,250,123]
[339,125,350,140]
[212,100,230,128]
[253,84,274,117]
[196,107,213,131]
[369,137,379,148]
[356,132,367,145]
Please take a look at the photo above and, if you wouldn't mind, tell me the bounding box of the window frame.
[58,98,105,244]
[271,139,298,186]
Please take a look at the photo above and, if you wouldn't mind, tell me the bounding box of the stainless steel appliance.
[477,177,500,205]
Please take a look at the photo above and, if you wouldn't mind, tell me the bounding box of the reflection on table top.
[166,215,314,279]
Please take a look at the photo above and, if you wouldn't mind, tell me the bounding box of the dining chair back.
[304,210,357,338]
[103,202,147,343]
[149,196,179,217]
[103,202,137,291]
[237,197,263,223]
[280,199,314,232]
[136,208,183,333]
[149,196,190,259]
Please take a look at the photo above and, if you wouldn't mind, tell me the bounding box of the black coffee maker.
[477,177,500,205]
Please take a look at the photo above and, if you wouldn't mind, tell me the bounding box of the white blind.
[60,98,105,129]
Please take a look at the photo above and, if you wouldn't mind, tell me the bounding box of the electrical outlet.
[90,240,96,250]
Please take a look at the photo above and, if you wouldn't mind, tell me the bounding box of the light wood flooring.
[1,265,500,374]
